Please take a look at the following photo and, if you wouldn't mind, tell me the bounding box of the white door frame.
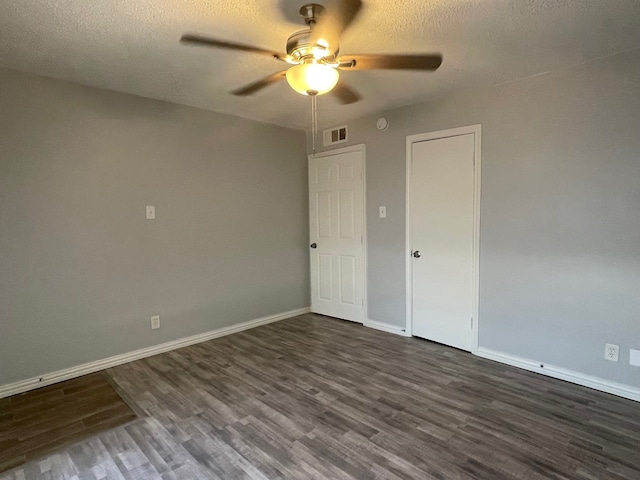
[309,143,367,323]
[405,125,481,353]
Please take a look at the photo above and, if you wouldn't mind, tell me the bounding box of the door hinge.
[470,317,473,329]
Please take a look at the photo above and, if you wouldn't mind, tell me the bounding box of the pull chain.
[311,94,318,154]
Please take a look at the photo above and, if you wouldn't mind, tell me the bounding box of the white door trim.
[405,125,481,353]
[309,144,367,324]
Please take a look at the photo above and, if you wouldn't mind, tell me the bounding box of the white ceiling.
[1,0,640,130]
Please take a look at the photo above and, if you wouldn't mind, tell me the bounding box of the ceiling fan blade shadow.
[332,80,361,104]
[180,34,286,61]
[338,54,443,71]
[309,0,362,53]
[231,70,289,96]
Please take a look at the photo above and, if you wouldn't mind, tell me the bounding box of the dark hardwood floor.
[0,372,137,474]
[2,313,639,479]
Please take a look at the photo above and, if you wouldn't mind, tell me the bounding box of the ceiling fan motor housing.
[286,29,338,62]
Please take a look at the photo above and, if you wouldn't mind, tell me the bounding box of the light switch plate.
[379,206,386,218]
[146,205,156,220]
[630,349,640,366]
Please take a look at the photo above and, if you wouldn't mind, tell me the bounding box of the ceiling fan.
[180,0,443,104]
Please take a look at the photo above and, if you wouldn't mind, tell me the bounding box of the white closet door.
[410,134,475,351]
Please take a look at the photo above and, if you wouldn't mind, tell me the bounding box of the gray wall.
[312,48,640,387]
[0,67,309,386]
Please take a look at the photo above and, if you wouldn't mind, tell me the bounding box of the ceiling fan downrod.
[299,3,325,26]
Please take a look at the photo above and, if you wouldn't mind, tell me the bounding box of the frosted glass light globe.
[286,62,339,96]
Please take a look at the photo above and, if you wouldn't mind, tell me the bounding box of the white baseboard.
[477,346,640,402]
[365,319,411,337]
[0,307,310,399]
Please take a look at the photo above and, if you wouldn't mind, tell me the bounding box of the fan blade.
[180,34,286,61]
[332,81,361,105]
[231,70,288,96]
[337,54,443,71]
[309,0,362,52]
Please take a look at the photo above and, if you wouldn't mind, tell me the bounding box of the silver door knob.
[412,250,421,258]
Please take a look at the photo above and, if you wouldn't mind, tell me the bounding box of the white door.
[309,147,365,323]
[410,133,476,351]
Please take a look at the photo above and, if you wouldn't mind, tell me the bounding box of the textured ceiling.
[1,0,640,130]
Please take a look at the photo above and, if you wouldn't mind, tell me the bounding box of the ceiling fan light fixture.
[286,61,339,96]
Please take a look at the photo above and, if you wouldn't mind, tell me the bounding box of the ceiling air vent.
[323,125,348,146]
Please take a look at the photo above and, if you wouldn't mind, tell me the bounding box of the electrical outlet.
[151,315,160,330]
[604,343,619,362]
[146,205,156,220]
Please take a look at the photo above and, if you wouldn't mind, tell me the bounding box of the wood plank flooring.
[2,313,639,479]
[0,372,137,473]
